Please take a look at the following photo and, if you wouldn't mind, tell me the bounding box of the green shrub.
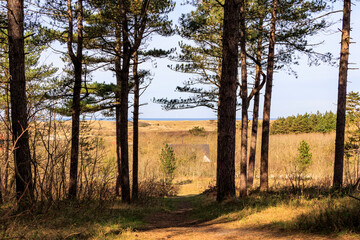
[189,126,206,136]
[296,140,313,173]
[288,140,313,190]
[270,111,336,135]
[159,144,177,183]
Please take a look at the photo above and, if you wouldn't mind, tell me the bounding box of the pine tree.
[87,0,174,202]
[296,140,313,174]
[334,0,351,188]
[217,0,240,202]
[260,0,277,191]
[239,0,248,197]
[7,0,33,207]
[159,144,176,183]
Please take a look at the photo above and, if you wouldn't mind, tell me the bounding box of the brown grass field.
[1,120,360,240]
[81,119,340,190]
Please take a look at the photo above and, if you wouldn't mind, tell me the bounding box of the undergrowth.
[291,198,360,233]
[1,186,360,239]
[0,199,162,240]
[189,186,360,235]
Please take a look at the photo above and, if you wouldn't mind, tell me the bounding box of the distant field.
[72,120,341,191]
[1,119,344,194]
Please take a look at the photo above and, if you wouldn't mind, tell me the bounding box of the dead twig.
[348,194,360,202]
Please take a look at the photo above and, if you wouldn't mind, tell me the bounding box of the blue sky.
[136,0,360,119]
[43,0,360,120]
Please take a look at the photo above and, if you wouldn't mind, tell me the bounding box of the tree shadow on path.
[133,191,360,240]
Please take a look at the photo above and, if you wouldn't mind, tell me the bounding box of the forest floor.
[1,182,360,239]
[124,194,359,240]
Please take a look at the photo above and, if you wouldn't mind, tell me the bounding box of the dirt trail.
[130,196,355,240]
[142,197,198,230]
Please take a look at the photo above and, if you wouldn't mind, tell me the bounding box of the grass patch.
[188,190,296,223]
[188,187,360,236]
[2,187,360,239]
[276,195,360,234]
[0,199,163,240]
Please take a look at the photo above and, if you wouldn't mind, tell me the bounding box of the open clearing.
[2,120,359,239]
[119,186,360,240]
[3,180,360,239]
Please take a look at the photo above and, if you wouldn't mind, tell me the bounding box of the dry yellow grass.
[82,120,339,191]
[3,119,347,197]
[3,120,359,240]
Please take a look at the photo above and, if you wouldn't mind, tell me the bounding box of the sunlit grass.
[2,120,359,239]
[188,188,360,235]
[0,199,164,239]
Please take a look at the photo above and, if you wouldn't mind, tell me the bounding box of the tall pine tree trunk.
[216,0,240,202]
[132,51,139,200]
[248,20,263,187]
[334,0,351,188]
[68,0,83,199]
[260,0,277,191]
[239,0,248,198]
[120,61,130,203]
[120,0,131,203]
[115,27,122,196]
[8,0,33,206]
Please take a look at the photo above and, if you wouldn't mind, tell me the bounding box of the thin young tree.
[67,0,84,199]
[7,0,33,206]
[260,0,277,191]
[112,24,122,197]
[118,0,151,203]
[217,0,240,202]
[334,0,351,188]
[247,5,265,187]
[239,0,248,197]
[38,0,87,198]
[132,51,140,200]
[253,0,330,190]
[85,0,173,201]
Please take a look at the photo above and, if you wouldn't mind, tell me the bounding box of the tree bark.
[115,26,122,196]
[120,0,131,203]
[8,0,33,206]
[216,0,240,202]
[132,51,139,200]
[260,0,277,192]
[68,0,83,199]
[115,0,148,202]
[239,0,248,198]
[333,0,351,188]
[248,19,263,187]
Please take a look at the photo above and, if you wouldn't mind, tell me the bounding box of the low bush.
[189,126,206,136]
[138,179,179,199]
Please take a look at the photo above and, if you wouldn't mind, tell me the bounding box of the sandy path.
[129,197,357,240]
